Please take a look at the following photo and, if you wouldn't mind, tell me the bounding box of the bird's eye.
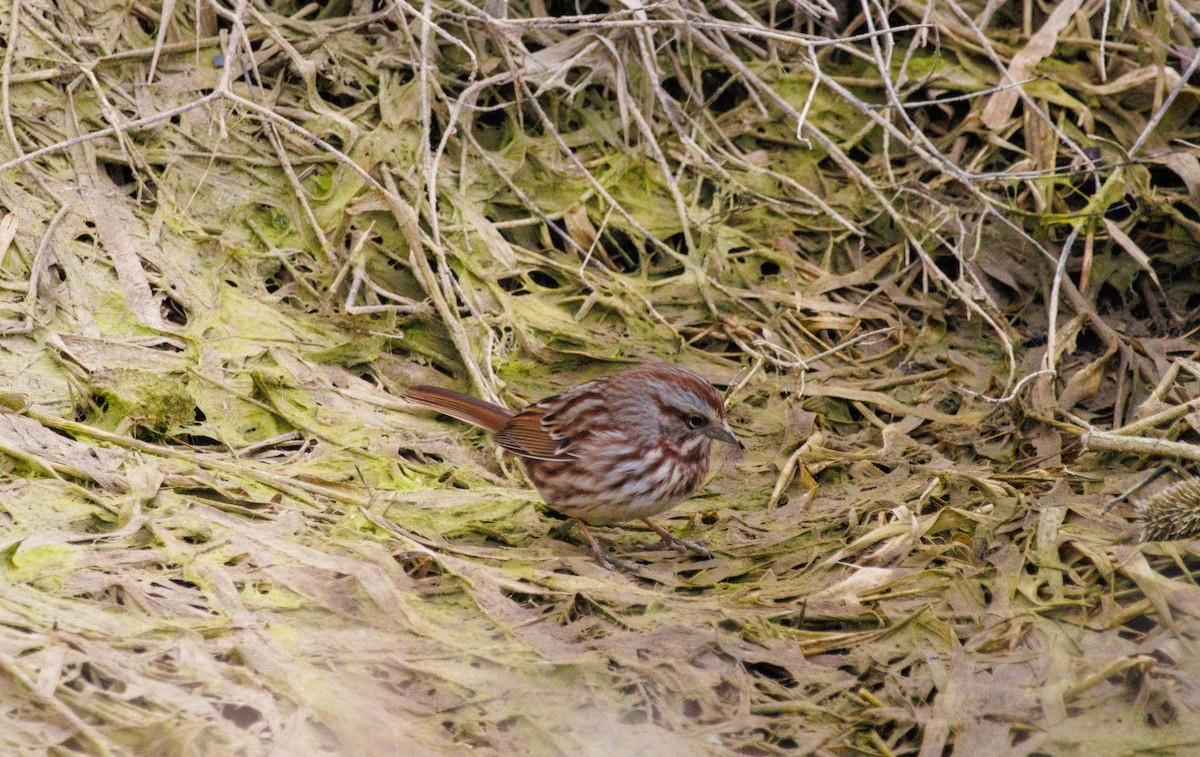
[686,414,706,429]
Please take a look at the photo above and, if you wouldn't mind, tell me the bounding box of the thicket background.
[0,0,1198,753]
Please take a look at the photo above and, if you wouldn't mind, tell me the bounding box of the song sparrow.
[404,363,737,568]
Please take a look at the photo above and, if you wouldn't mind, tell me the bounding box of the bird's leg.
[575,520,640,571]
[641,519,712,558]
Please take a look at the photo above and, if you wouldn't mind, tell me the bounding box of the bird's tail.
[403,385,513,433]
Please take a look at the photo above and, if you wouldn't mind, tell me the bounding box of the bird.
[403,362,737,568]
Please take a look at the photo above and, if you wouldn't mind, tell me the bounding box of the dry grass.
[0,0,1199,753]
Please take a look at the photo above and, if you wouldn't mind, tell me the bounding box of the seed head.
[1136,478,1200,543]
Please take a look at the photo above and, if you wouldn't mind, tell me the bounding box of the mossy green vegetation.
[0,0,1197,754]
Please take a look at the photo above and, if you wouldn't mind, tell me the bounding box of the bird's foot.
[641,519,712,558]
[597,551,642,571]
[575,520,641,571]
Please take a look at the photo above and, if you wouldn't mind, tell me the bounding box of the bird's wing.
[494,398,580,461]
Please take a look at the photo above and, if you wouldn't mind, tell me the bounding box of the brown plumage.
[400,384,512,434]
[403,363,737,568]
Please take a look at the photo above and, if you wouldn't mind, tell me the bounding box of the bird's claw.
[638,518,712,558]
[642,534,712,558]
[597,552,642,571]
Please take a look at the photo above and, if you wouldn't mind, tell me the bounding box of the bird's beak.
[705,422,738,446]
